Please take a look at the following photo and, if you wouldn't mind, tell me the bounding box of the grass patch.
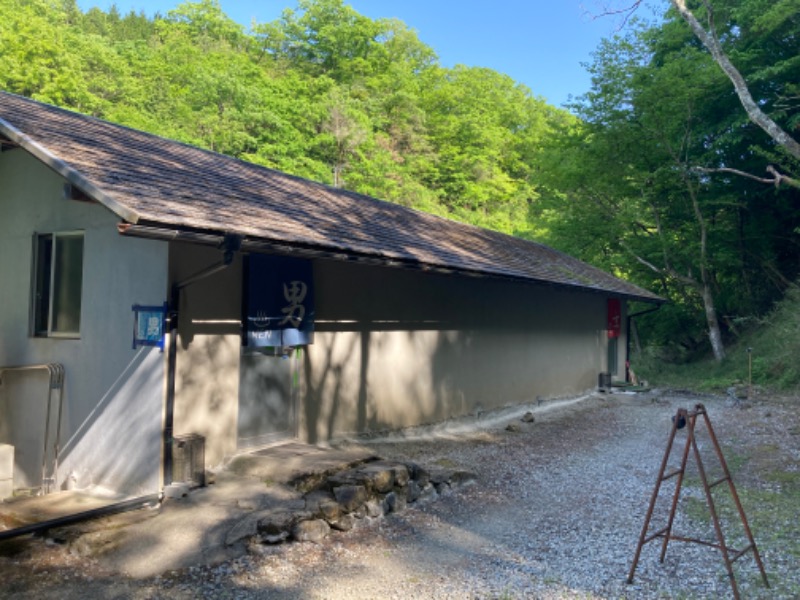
[677,460,800,596]
[635,284,800,394]
[764,468,800,490]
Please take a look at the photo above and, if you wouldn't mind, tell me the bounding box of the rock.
[257,510,298,544]
[291,472,328,494]
[327,470,372,493]
[364,498,384,518]
[428,468,453,486]
[406,480,422,503]
[329,513,356,531]
[358,464,395,493]
[727,385,748,400]
[506,423,521,432]
[292,519,330,543]
[163,482,190,498]
[383,491,407,514]
[449,470,477,488]
[407,462,430,487]
[332,484,367,513]
[521,411,535,423]
[305,490,340,521]
[225,513,260,547]
[390,463,410,487]
[318,499,341,522]
[435,482,452,496]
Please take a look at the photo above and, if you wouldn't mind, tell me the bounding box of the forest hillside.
[1,0,798,385]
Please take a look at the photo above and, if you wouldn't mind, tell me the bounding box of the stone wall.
[225,459,475,548]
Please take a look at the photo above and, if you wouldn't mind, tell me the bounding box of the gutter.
[117,223,665,305]
[118,222,461,274]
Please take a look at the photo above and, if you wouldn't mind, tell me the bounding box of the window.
[32,232,84,337]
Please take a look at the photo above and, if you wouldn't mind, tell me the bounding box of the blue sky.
[76,1,658,107]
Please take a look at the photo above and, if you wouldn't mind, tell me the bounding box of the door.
[237,349,295,449]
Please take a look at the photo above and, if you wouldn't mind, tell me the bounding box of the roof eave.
[0,117,140,224]
[118,221,666,304]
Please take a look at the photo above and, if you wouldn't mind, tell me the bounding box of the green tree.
[619,0,800,184]
[0,0,571,249]
[420,66,552,234]
[540,7,800,361]
[253,0,383,81]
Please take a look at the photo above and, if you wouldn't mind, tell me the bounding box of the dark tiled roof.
[0,91,662,302]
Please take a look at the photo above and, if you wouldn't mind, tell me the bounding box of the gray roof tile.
[0,91,662,302]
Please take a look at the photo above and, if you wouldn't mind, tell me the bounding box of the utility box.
[172,434,205,488]
[0,444,13,500]
[598,372,612,393]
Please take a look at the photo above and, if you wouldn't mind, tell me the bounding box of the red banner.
[607,298,621,339]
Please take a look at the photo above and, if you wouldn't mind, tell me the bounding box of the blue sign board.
[244,254,314,348]
[132,303,167,350]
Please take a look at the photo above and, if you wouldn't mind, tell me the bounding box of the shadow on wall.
[302,332,358,445]
[301,326,501,444]
[174,329,241,467]
[302,291,604,442]
[57,347,163,496]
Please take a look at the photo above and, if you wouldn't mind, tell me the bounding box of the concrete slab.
[225,443,377,484]
[1,490,128,525]
[79,441,377,577]
[86,474,306,577]
[1,442,378,578]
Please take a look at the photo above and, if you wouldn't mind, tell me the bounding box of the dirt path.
[1,391,798,599]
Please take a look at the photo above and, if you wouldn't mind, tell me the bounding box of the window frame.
[31,230,85,339]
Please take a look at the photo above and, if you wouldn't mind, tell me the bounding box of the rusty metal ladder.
[627,403,769,599]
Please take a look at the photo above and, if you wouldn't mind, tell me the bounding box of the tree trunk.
[701,282,726,361]
[684,158,726,362]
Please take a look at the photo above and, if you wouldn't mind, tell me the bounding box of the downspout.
[163,233,242,488]
[625,304,662,383]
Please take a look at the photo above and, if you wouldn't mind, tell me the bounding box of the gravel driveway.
[2,390,798,599]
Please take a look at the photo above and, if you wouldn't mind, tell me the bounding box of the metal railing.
[0,363,65,494]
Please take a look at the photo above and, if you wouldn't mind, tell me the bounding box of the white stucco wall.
[0,149,168,496]
[169,250,625,453]
[302,260,614,442]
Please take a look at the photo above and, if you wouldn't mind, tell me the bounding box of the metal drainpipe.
[625,304,662,383]
[163,234,241,488]
[0,493,160,542]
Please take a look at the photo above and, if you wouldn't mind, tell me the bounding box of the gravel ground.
[1,389,798,599]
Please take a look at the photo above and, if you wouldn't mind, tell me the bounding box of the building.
[0,91,662,499]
